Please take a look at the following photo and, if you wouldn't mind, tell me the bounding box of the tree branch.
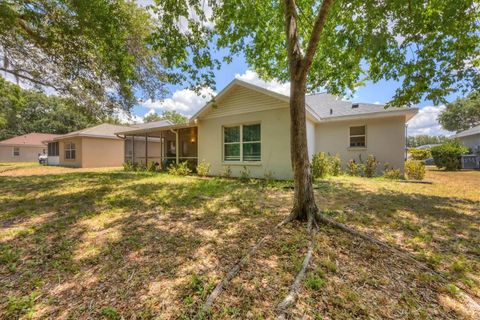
[0,67,60,91]
[300,0,334,78]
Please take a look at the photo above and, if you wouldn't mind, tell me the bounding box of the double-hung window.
[349,125,366,147]
[13,147,20,156]
[65,143,76,160]
[224,124,261,162]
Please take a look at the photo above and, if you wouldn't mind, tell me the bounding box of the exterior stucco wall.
[0,145,45,162]
[306,119,316,161]
[59,137,83,167]
[198,108,292,180]
[315,116,406,172]
[458,133,480,153]
[81,138,124,168]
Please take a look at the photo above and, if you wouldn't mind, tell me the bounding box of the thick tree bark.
[288,77,318,221]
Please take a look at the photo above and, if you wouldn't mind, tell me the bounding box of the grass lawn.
[0,164,479,319]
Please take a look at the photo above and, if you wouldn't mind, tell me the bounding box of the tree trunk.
[288,78,318,221]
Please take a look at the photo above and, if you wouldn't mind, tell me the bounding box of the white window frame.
[13,147,20,157]
[223,123,261,163]
[349,125,367,148]
[65,143,76,160]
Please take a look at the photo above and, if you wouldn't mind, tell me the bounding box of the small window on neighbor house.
[65,143,76,160]
[13,147,20,156]
[349,126,366,147]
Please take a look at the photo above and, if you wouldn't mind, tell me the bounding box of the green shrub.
[346,159,361,176]
[364,155,378,178]
[196,160,211,177]
[221,165,232,178]
[167,161,192,176]
[311,152,330,179]
[239,166,251,181]
[123,160,134,171]
[329,154,342,176]
[410,148,431,160]
[405,160,425,180]
[383,163,402,180]
[146,161,158,172]
[136,162,147,172]
[431,140,469,170]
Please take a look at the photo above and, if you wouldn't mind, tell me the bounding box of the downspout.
[170,129,179,165]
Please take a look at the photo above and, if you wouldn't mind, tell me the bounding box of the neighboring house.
[116,79,418,179]
[0,133,60,163]
[453,124,480,154]
[48,121,171,168]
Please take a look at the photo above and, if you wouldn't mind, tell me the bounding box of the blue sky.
[131,52,456,137]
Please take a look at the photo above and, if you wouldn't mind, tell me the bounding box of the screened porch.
[119,124,198,170]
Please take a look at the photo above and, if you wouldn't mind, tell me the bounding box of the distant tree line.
[0,77,106,140]
[143,110,188,124]
[406,135,447,148]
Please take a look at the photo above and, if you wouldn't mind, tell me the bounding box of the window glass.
[350,136,366,147]
[224,126,240,143]
[224,144,240,161]
[13,147,20,156]
[242,124,261,142]
[243,143,261,161]
[350,126,365,136]
[65,143,76,159]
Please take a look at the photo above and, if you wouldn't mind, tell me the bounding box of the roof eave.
[320,108,418,123]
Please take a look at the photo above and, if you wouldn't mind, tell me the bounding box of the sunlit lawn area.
[0,164,479,319]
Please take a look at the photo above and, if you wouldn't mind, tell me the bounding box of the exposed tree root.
[200,218,290,315]
[316,212,480,309]
[276,219,316,319]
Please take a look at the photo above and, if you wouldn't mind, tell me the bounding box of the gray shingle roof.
[130,120,173,130]
[55,123,133,140]
[305,93,411,119]
[453,124,480,138]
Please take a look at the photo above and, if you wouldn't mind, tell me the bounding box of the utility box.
[460,155,480,169]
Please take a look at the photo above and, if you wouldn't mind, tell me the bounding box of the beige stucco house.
[453,124,480,153]
[116,79,418,179]
[0,133,60,163]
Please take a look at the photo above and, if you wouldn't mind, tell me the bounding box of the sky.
[130,52,455,137]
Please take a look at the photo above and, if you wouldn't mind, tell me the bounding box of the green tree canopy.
[438,92,480,132]
[0,77,100,140]
[407,135,447,148]
[143,110,189,124]
[0,0,172,113]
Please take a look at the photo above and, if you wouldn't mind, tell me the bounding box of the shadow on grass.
[0,171,286,319]
[314,179,480,290]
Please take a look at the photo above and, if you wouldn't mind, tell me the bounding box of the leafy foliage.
[0,78,100,140]
[383,163,402,180]
[431,140,469,170]
[346,159,361,177]
[196,160,211,177]
[311,152,331,179]
[0,0,171,112]
[405,160,426,180]
[410,149,432,161]
[364,155,378,178]
[439,92,480,132]
[144,110,189,124]
[167,161,192,176]
[151,0,480,106]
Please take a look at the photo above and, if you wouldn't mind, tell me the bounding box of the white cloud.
[235,70,290,96]
[114,109,144,124]
[407,105,453,136]
[138,87,215,116]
